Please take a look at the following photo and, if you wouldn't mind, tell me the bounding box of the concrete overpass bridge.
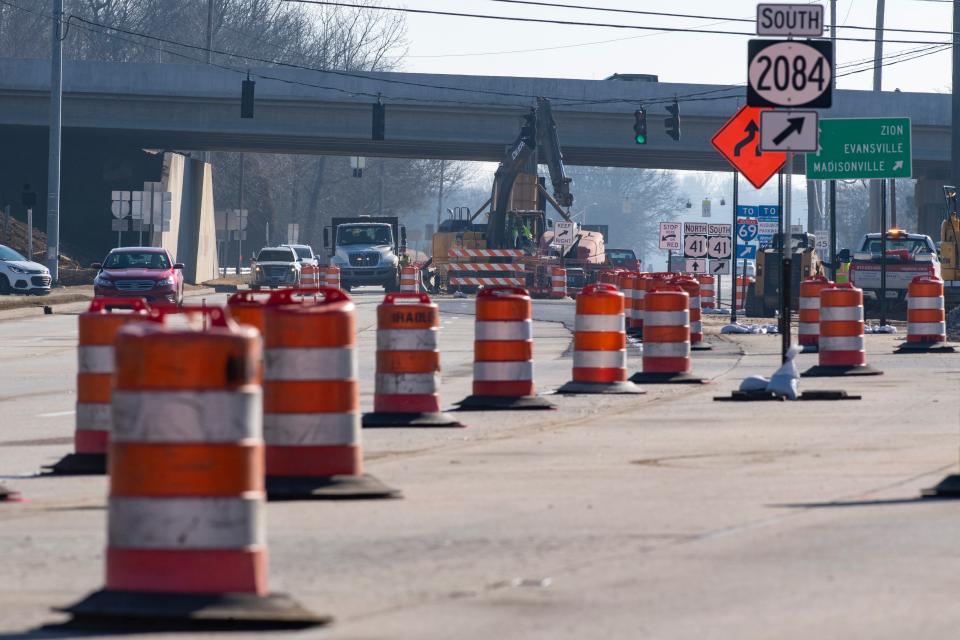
[0,58,951,253]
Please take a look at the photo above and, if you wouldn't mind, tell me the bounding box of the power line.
[283,0,953,46]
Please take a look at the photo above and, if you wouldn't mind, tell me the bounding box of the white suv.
[0,244,51,294]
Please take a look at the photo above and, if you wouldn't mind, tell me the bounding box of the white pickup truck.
[849,229,940,306]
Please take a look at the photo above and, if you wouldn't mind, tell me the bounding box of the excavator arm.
[536,97,574,211]
[486,110,537,249]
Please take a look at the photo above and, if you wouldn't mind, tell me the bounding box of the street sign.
[759,110,819,152]
[712,106,786,189]
[685,258,707,275]
[815,235,829,251]
[708,236,732,259]
[709,259,730,275]
[684,222,709,235]
[747,39,832,109]
[111,219,129,232]
[708,223,732,237]
[701,198,711,218]
[737,218,759,243]
[737,205,780,246]
[659,222,681,250]
[554,221,577,246]
[287,223,300,244]
[736,244,759,260]
[756,4,825,37]
[806,117,912,180]
[684,235,708,258]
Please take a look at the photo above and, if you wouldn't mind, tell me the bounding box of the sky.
[395,0,953,93]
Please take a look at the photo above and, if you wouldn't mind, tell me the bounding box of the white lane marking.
[37,410,76,418]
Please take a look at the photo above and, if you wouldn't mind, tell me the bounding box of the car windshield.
[337,225,392,246]
[292,247,312,260]
[257,249,295,262]
[0,245,26,261]
[860,237,932,256]
[104,251,170,269]
[607,250,636,262]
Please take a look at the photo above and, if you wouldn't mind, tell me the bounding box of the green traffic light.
[635,134,646,145]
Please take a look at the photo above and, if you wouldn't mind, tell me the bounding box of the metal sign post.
[782,154,793,363]
[880,179,888,326]
[730,171,739,322]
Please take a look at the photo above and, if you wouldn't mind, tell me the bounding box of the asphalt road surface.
[2,288,959,639]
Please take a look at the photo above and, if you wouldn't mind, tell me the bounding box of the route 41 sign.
[747,39,833,109]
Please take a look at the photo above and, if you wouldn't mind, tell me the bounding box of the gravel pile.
[948,305,960,340]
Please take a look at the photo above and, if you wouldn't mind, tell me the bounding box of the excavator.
[427,97,606,294]
[939,186,960,308]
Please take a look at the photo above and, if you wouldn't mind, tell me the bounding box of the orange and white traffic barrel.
[324,265,341,289]
[802,284,882,377]
[675,275,710,351]
[798,275,833,351]
[551,266,567,299]
[227,290,269,335]
[61,305,327,630]
[698,275,715,309]
[558,283,642,394]
[47,298,151,475]
[363,293,462,427]
[735,276,752,312]
[630,285,704,384]
[633,274,654,337]
[618,272,640,335]
[400,265,419,293]
[456,286,555,409]
[263,287,399,499]
[300,264,320,289]
[897,276,956,353]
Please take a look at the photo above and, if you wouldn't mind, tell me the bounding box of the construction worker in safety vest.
[834,249,851,284]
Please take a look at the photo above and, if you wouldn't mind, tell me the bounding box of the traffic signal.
[240,78,255,119]
[664,100,680,141]
[633,108,647,144]
[372,101,385,140]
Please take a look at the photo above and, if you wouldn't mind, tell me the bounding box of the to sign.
[659,222,681,250]
[747,39,833,109]
[554,221,577,246]
[708,236,732,260]
[684,235,708,258]
[685,258,707,275]
[709,259,730,275]
[756,4,824,37]
[806,117,912,180]
[712,106,786,189]
[760,110,819,152]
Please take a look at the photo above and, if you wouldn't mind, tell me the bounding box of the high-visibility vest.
[836,262,850,284]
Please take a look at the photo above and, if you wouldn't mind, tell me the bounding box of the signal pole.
[952,0,960,190]
[46,0,63,283]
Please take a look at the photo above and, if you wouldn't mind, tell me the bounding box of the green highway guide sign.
[806,117,912,180]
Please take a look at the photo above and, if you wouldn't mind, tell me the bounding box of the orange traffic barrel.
[897,276,957,353]
[61,304,328,630]
[551,266,567,299]
[324,265,341,289]
[558,283,643,394]
[47,298,151,475]
[227,290,271,334]
[675,275,711,351]
[456,286,555,410]
[798,276,833,352]
[633,274,654,337]
[630,285,704,384]
[263,287,399,499]
[618,272,640,335]
[698,275,715,309]
[363,293,463,427]
[300,263,320,289]
[400,265,419,292]
[802,284,883,377]
[735,276,752,312]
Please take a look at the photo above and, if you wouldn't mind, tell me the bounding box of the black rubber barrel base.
[922,475,960,498]
[629,371,706,384]
[800,344,819,354]
[57,590,330,631]
[555,380,645,395]
[801,364,883,377]
[691,343,713,351]
[715,389,862,402]
[363,412,464,428]
[267,474,401,501]
[454,395,556,411]
[895,342,957,354]
[44,453,107,476]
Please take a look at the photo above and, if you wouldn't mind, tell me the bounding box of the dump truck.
[322,216,407,291]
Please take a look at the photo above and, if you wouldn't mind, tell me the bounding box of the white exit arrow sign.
[756,4,824,37]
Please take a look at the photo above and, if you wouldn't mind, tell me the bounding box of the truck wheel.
[385,269,401,292]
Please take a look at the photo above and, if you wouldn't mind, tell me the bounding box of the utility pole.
[237,153,244,273]
[952,0,960,191]
[869,0,885,232]
[436,161,445,227]
[46,0,63,284]
[204,0,214,166]
[829,0,838,280]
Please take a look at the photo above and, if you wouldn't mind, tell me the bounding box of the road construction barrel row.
[907,275,947,344]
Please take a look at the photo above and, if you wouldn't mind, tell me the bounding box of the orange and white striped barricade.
[263,288,399,499]
[558,283,643,394]
[400,265,419,293]
[802,284,883,377]
[61,305,327,630]
[299,263,320,290]
[675,275,711,351]
[698,275,716,309]
[363,293,463,427]
[798,276,833,352]
[551,266,567,299]
[324,265,341,289]
[630,285,704,384]
[456,286,555,410]
[47,298,151,475]
[897,276,957,353]
[735,276,752,312]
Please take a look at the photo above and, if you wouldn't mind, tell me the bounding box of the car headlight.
[94,275,113,287]
[157,275,175,287]
[8,265,28,274]
[254,265,262,272]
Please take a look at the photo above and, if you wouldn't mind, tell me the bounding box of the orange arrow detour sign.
[711,105,786,189]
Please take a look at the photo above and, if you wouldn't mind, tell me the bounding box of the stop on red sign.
[711,105,786,189]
